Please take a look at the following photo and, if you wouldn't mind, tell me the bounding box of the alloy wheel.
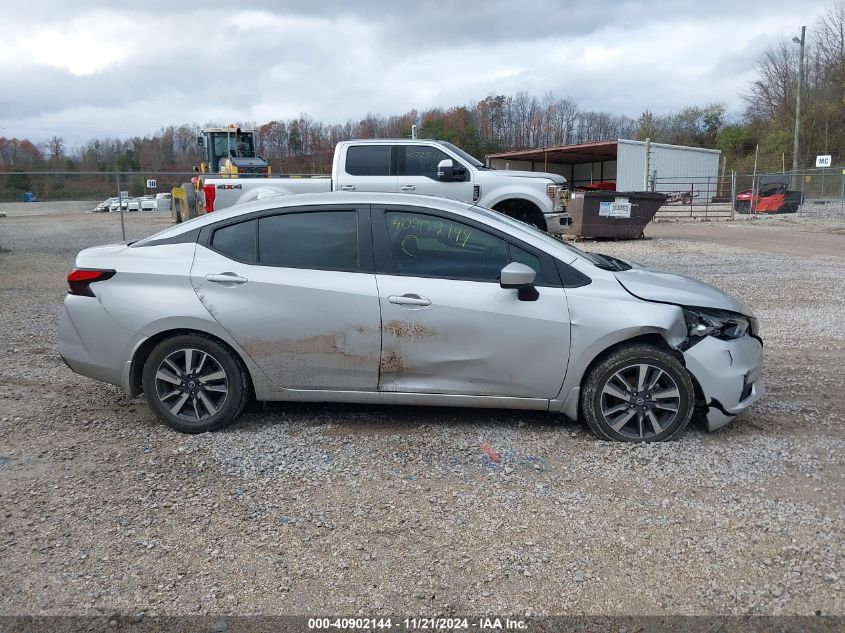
[154,348,228,422]
[599,363,681,439]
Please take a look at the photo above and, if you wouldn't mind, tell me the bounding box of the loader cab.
[197,127,258,174]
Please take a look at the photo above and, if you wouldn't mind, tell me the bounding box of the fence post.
[840,170,844,213]
[704,176,710,219]
[821,167,826,201]
[116,173,126,242]
[730,170,736,219]
[689,183,693,217]
[800,173,806,216]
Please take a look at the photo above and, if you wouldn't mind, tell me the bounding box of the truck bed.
[205,176,331,211]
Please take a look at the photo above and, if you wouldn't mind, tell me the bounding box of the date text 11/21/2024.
[308,617,529,630]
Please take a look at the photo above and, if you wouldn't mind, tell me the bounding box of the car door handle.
[400,184,416,191]
[206,273,248,284]
[340,184,356,191]
[388,294,431,307]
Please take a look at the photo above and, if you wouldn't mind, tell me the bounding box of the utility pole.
[791,26,806,189]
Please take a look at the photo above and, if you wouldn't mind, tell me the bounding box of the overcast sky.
[0,0,829,147]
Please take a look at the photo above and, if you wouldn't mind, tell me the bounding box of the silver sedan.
[59,193,764,441]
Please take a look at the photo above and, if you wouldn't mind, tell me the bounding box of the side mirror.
[196,136,204,148]
[437,158,454,181]
[500,262,539,301]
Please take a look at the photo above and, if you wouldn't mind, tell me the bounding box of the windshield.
[437,141,488,169]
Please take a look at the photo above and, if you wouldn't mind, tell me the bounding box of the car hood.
[492,169,566,185]
[614,265,748,314]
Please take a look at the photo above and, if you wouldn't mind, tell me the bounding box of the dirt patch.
[383,319,436,340]
[379,350,404,374]
[241,334,343,358]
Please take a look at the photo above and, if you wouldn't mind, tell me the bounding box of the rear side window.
[345,146,392,176]
[258,211,360,271]
[211,219,256,262]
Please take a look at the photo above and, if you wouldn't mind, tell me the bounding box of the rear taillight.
[203,184,216,212]
[67,268,115,297]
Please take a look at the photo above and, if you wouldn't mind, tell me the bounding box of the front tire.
[493,200,548,232]
[141,334,249,433]
[580,344,694,442]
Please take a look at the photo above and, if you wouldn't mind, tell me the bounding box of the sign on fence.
[146,178,157,189]
[816,155,832,168]
[119,190,129,199]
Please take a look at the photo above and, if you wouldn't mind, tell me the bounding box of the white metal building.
[487,139,721,196]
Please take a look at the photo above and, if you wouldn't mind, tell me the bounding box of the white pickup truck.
[198,139,570,234]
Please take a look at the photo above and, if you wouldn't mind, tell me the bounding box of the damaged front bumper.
[682,335,764,432]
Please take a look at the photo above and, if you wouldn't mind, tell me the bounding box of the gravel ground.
[0,206,843,618]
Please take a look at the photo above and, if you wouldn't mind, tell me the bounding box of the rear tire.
[580,344,694,442]
[141,334,249,433]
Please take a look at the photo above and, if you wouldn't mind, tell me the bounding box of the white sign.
[119,190,129,199]
[599,198,632,218]
[611,202,632,218]
[816,155,832,168]
[611,196,632,218]
[146,178,157,189]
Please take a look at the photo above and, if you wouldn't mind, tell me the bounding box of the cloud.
[0,0,830,144]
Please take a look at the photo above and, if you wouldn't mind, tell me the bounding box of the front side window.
[345,146,392,176]
[384,211,542,282]
[401,145,451,179]
[258,211,359,271]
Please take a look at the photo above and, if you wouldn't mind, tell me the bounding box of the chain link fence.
[2,169,844,257]
[653,168,845,221]
[0,172,198,256]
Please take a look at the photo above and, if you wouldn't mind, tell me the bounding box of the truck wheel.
[493,200,547,232]
[735,201,751,214]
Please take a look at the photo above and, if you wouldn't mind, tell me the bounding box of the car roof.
[338,138,444,145]
[143,192,476,239]
[132,191,578,262]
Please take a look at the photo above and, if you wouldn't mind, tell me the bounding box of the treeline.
[2,1,842,177]
[0,96,643,176]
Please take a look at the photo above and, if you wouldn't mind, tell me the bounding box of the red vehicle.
[735,175,802,213]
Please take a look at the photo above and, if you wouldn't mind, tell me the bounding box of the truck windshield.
[438,141,489,170]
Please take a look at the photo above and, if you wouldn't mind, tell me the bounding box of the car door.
[397,144,475,201]
[372,206,571,399]
[190,206,381,391]
[334,144,398,193]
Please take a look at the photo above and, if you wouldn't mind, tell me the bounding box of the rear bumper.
[59,297,141,391]
[545,212,571,235]
[683,335,764,432]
